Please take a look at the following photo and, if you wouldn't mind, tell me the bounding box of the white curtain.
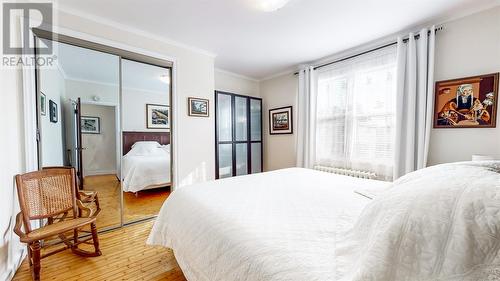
[394,27,435,179]
[296,66,316,168]
[313,46,397,180]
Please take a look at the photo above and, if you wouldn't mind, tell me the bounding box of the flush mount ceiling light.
[258,0,291,12]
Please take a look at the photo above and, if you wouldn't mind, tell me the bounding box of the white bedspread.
[122,146,171,193]
[148,168,388,280]
[148,162,500,281]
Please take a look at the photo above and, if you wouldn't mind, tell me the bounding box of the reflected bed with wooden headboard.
[122,131,171,193]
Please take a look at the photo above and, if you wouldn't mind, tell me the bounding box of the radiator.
[313,165,377,180]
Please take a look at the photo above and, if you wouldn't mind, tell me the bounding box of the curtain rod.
[294,26,442,75]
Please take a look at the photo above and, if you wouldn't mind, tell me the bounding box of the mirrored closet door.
[34,30,173,232]
[37,38,122,230]
[121,59,172,224]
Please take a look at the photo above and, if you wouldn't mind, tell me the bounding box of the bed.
[148,162,500,281]
[122,132,171,193]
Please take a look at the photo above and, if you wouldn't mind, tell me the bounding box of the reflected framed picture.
[40,92,46,116]
[49,100,58,123]
[434,73,498,128]
[188,97,209,117]
[147,104,170,129]
[81,116,100,134]
[269,106,293,135]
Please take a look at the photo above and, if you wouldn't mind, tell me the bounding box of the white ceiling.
[56,0,499,80]
[54,40,170,93]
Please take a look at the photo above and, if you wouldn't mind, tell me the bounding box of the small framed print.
[188,97,209,117]
[147,104,170,129]
[269,106,293,135]
[81,116,101,134]
[49,100,58,123]
[434,73,498,128]
[40,92,46,116]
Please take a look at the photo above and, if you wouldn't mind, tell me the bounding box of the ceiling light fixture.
[258,0,290,12]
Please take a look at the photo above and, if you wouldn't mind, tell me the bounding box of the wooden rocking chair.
[14,167,102,281]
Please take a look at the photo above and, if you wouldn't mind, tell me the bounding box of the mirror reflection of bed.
[122,132,171,223]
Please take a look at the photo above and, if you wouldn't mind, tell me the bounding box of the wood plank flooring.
[13,221,187,281]
[83,175,170,228]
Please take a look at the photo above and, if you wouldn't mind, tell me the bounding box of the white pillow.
[128,141,162,156]
[131,141,161,149]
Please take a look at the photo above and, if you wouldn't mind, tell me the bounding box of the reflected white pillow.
[132,141,161,149]
[128,141,162,156]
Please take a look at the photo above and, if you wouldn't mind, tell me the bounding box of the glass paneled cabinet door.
[215,91,263,179]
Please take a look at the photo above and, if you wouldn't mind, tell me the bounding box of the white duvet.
[122,144,171,193]
[148,162,500,281]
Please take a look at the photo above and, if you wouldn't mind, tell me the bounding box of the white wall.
[122,88,169,132]
[260,73,298,171]
[0,14,25,281]
[81,104,117,176]
[40,68,66,167]
[215,69,260,97]
[428,6,500,165]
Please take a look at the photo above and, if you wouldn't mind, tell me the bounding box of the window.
[314,46,397,180]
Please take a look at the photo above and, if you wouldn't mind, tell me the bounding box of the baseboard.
[84,169,117,177]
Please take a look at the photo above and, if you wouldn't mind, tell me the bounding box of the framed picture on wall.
[147,104,170,129]
[49,100,58,123]
[188,97,209,117]
[269,106,293,135]
[40,92,47,116]
[81,116,101,134]
[434,73,498,128]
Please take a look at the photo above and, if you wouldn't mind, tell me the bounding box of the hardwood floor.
[83,175,170,228]
[13,221,187,281]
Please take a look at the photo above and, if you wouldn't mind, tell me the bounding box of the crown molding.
[259,68,297,82]
[64,77,168,96]
[215,68,259,82]
[55,5,217,58]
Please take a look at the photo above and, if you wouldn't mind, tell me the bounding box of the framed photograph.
[147,104,170,129]
[434,73,498,128]
[269,106,293,135]
[188,97,209,117]
[40,92,46,116]
[49,100,58,123]
[81,116,101,134]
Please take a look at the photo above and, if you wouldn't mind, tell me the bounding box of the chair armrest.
[14,213,27,240]
[77,200,96,218]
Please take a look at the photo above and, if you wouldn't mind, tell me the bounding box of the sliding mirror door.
[121,59,172,224]
[36,39,122,230]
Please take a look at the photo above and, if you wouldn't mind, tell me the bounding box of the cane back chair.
[14,167,101,281]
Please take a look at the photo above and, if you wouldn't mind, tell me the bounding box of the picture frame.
[49,100,58,123]
[188,97,209,117]
[269,106,293,135]
[40,92,46,116]
[434,73,498,128]
[81,116,101,134]
[146,104,170,129]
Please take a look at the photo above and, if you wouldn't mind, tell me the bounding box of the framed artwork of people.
[434,73,498,128]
